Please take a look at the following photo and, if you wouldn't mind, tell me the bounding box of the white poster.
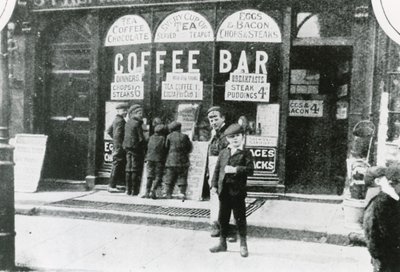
[105,15,152,46]
[289,100,324,117]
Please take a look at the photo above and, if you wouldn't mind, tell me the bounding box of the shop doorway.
[42,18,91,181]
[286,47,351,194]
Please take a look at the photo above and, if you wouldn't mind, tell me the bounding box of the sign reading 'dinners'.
[289,100,323,117]
[217,9,282,43]
[111,72,144,100]
[155,10,214,43]
[105,15,151,46]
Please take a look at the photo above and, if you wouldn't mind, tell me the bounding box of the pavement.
[14,215,372,272]
[14,188,367,247]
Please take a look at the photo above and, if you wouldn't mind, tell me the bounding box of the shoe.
[108,187,120,193]
[210,223,220,237]
[228,236,237,243]
[177,193,186,202]
[209,237,227,253]
[150,190,157,199]
[239,236,248,257]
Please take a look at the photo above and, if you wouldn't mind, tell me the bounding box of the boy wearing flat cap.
[209,123,254,257]
[106,102,129,193]
[163,121,193,200]
[363,162,400,271]
[123,104,146,196]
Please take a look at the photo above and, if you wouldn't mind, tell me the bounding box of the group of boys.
[107,103,192,200]
[108,103,254,257]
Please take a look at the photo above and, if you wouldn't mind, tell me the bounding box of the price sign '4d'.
[0,0,16,32]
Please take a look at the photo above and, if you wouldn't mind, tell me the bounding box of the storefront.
[9,0,378,196]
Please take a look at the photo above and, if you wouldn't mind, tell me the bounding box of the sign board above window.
[217,9,282,43]
[105,15,151,46]
[154,10,214,43]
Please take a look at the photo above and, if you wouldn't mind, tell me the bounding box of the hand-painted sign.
[111,72,144,100]
[0,0,16,31]
[104,140,113,163]
[162,72,203,100]
[155,10,214,43]
[246,135,278,147]
[225,72,270,102]
[247,147,277,175]
[289,100,324,117]
[105,15,151,46]
[217,9,282,43]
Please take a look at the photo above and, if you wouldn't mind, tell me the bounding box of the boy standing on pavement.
[107,102,129,193]
[143,124,167,199]
[163,121,193,200]
[363,162,400,272]
[207,106,229,237]
[123,104,146,196]
[209,124,254,257]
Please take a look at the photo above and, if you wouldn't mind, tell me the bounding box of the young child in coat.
[363,162,400,272]
[209,123,254,258]
[163,121,193,200]
[143,124,167,199]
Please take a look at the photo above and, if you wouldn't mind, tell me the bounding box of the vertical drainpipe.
[0,28,16,270]
[348,6,376,159]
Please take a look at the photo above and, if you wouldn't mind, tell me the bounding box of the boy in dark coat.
[163,121,193,200]
[209,123,254,257]
[363,162,400,272]
[123,104,146,196]
[143,124,167,199]
[106,102,128,193]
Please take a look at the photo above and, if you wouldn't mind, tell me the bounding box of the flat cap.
[168,121,182,132]
[224,123,243,137]
[386,162,400,183]
[128,104,142,114]
[207,106,223,115]
[116,102,129,109]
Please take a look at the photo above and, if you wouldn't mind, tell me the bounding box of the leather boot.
[210,222,220,237]
[209,237,227,253]
[125,173,132,195]
[239,236,248,257]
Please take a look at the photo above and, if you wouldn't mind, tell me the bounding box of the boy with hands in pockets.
[209,123,254,257]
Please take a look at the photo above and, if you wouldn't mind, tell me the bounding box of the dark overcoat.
[209,124,229,157]
[211,148,254,197]
[123,117,145,155]
[107,115,126,156]
[145,133,166,162]
[363,192,400,267]
[165,131,192,167]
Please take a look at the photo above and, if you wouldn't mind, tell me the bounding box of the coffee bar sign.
[32,0,223,11]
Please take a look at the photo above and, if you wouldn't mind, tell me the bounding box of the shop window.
[295,7,352,38]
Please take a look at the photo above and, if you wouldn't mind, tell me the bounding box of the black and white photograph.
[1,0,400,271]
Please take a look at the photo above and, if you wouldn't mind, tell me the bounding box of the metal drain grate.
[49,198,266,218]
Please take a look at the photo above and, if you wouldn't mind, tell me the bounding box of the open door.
[286,47,351,194]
